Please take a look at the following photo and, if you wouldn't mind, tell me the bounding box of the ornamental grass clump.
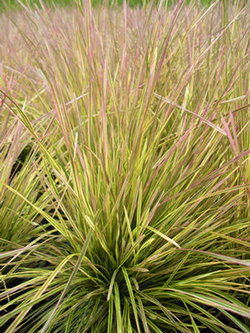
[0,0,249,332]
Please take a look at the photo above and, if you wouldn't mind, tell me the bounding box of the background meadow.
[0,0,217,12]
[0,0,249,332]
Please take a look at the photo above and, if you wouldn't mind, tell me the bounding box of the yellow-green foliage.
[0,1,249,332]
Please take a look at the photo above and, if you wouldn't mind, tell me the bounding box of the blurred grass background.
[2,0,249,12]
[0,0,218,11]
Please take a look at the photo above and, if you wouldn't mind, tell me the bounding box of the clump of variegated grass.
[0,0,250,332]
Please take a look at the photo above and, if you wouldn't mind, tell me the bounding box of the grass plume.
[0,0,249,332]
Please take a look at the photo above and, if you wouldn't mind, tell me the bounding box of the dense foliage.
[0,0,249,332]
